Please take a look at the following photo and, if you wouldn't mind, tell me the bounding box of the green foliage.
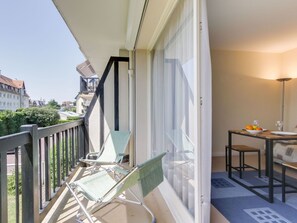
[7,172,22,195]
[23,107,60,127]
[67,116,80,121]
[58,119,70,124]
[0,107,60,136]
[47,99,61,110]
[0,117,8,136]
[0,111,26,136]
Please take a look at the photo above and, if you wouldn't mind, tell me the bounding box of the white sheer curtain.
[151,0,196,217]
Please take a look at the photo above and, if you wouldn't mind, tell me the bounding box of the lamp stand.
[277,78,292,131]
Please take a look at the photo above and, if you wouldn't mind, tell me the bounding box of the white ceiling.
[53,0,175,75]
[53,0,130,75]
[207,0,297,53]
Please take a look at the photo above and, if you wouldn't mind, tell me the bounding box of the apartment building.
[0,74,29,111]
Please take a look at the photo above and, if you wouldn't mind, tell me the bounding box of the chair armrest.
[85,152,101,159]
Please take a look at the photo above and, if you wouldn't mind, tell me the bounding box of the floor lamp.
[277,78,292,131]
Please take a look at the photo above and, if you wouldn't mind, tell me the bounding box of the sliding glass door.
[151,0,197,217]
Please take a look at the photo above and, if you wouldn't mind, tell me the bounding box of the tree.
[47,99,61,110]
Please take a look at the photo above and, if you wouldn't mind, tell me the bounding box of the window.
[151,0,196,217]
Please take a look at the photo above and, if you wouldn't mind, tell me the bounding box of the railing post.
[20,124,39,223]
[0,152,8,223]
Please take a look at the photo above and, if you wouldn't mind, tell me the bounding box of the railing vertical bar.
[0,152,8,223]
[39,139,43,209]
[15,147,20,223]
[56,133,61,187]
[52,134,56,193]
[71,128,75,168]
[65,130,69,174]
[62,131,65,180]
[79,125,84,159]
[44,136,51,201]
[75,127,79,162]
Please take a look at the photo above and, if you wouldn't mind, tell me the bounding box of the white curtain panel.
[151,0,196,217]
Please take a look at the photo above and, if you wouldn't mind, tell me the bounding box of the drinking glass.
[253,120,259,127]
[275,121,283,131]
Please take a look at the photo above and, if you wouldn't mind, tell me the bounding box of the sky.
[0,1,85,104]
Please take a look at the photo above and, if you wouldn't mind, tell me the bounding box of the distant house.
[75,60,98,115]
[75,93,94,115]
[58,111,80,120]
[0,74,30,111]
[29,99,46,107]
[61,101,75,110]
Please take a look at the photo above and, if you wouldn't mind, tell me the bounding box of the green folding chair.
[80,130,131,171]
[67,152,166,223]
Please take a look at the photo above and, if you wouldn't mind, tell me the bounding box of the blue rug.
[211,171,297,223]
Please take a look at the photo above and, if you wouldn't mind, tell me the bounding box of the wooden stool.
[225,145,261,178]
[282,162,297,202]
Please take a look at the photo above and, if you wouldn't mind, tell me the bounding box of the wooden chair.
[281,162,297,202]
[225,145,261,178]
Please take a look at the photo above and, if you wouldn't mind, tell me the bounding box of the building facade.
[0,74,30,111]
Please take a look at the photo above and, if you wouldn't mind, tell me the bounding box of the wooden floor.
[42,167,175,223]
[43,155,282,223]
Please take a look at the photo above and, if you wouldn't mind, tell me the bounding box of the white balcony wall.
[135,50,150,164]
[87,62,129,152]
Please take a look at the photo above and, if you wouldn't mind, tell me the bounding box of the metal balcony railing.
[0,119,86,223]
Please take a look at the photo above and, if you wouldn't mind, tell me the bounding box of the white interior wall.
[212,49,280,156]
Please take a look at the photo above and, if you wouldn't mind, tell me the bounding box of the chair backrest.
[108,152,166,199]
[167,129,194,159]
[75,152,166,203]
[98,130,131,162]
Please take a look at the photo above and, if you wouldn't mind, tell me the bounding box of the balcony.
[0,119,175,223]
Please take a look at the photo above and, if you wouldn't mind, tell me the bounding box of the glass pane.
[151,0,196,217]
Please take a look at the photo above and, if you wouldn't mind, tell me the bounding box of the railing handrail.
[38,119,83,139]
[0,120,84,153]
[0,131,30,153]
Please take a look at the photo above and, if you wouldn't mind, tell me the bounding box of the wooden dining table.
[228,129,297,203]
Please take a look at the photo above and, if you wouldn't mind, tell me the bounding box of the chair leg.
[66,183,95,223]
[239,152,243,178]
[123,188,157,223]
[282,165,286,202]
[258,151,261,178]
[225,146,228,172]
